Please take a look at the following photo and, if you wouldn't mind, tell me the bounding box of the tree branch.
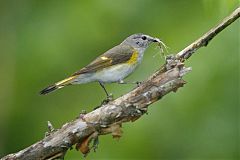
[176,7,240,60]
[1,7,239,160]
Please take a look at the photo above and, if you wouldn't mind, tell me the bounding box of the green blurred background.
[0,0,239,159]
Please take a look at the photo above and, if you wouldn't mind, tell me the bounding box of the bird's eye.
[142,36,147,40]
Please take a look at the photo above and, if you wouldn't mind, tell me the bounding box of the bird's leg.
[98,81,113,103]
[118,80,142,87]
[99,81,109,97]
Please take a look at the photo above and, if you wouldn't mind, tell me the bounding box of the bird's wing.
[72,45,136,76]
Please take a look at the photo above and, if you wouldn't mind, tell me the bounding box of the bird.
[40,33,161,97]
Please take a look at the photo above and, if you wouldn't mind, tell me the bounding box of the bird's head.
[122,33,161,49]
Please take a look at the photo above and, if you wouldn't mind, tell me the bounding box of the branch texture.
[1,7,239,160]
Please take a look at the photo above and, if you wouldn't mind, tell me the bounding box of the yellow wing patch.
[127,50,138,64]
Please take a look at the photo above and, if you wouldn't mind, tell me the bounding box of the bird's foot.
[102,93,113,105]
[135,81,142,87]
[94,93,113,110]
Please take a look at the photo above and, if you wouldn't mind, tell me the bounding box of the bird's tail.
[39,84,60,95]
[40,76,76,95]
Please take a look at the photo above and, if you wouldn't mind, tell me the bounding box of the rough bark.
[1,7,239,160]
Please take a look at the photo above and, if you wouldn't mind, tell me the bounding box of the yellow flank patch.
[101,56,109,60]
[56,76,75,86]
[127,50,138,64]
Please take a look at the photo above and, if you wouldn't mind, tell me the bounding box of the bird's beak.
[149,37,161,43]
[149,36,168,52]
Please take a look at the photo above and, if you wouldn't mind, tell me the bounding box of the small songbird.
[40,33,161,97]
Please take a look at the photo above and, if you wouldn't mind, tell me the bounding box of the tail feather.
[40,76,76,95]
[39,84,60,95]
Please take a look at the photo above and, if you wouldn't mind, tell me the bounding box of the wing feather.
[72,44,135,76]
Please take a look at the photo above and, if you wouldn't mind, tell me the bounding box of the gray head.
[122,33,161,49]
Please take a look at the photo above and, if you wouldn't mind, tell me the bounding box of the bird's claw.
[102,93,113,104]
[94,94,113,110]
[135,81,142,87]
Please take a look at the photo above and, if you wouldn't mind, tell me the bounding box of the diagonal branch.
[176,7,240,60]
[1,7,239,160]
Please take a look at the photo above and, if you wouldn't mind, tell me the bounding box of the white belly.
[93,63,137,83]
[72,63,137,84]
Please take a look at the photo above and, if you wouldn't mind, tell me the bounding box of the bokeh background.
[0,0,239,159]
